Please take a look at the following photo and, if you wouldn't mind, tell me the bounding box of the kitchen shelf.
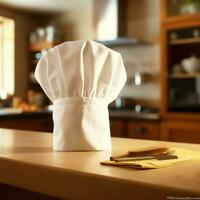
[162,13,200,24]
[169,72,200,79]
[169,37,200,45]
[29,42,54,51]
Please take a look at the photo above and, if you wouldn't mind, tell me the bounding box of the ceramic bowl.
[181,56,200,73]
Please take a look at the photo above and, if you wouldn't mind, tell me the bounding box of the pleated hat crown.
[35,40,127,103]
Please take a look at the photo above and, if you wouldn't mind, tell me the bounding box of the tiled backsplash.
[112,44,160,106]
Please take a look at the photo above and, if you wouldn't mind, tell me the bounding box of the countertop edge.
[0,156,198,200]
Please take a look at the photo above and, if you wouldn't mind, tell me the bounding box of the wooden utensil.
[110,146,170,161]
[114,152,177,162]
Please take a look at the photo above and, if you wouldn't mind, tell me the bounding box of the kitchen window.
[0,16,15,99]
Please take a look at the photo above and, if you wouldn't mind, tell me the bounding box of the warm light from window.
[0,16,15,99]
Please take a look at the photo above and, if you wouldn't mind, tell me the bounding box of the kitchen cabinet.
[161,0,200,21]
[160,1,200,144]
[161,14,200,118]
[161,120,200,144]
[127,121,159,140]
[0,111,160,139]
[0,113,53,132]
[110,117,160,140]
[110,119,126,137]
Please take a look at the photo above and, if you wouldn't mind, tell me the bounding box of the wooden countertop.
[0,129,199,199]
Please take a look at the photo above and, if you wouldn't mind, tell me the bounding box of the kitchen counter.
[0,108,51,119]
[0,108,160,120]
[0,129,199,199]
[109,110,160,120]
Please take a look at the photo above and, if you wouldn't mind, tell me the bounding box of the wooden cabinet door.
[0,117,53,132]
[161,121,200,144]
[127,121,159,140]
[110,120,125,137]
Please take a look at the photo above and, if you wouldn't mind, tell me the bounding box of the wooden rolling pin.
[110,146,170,161]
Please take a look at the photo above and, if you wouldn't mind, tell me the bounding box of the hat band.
[52,98,111,151]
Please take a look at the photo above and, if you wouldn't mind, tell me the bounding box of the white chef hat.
[35,40,127,151]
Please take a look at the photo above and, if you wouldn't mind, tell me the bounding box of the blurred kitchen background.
[1,0,200,144]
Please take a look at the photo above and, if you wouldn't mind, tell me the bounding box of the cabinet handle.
[135,126,147,134]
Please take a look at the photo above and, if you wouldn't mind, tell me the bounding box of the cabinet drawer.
[127,121,159,140]
[161,121,200,144]
[110,120,125,137]
[0,118,53,132]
